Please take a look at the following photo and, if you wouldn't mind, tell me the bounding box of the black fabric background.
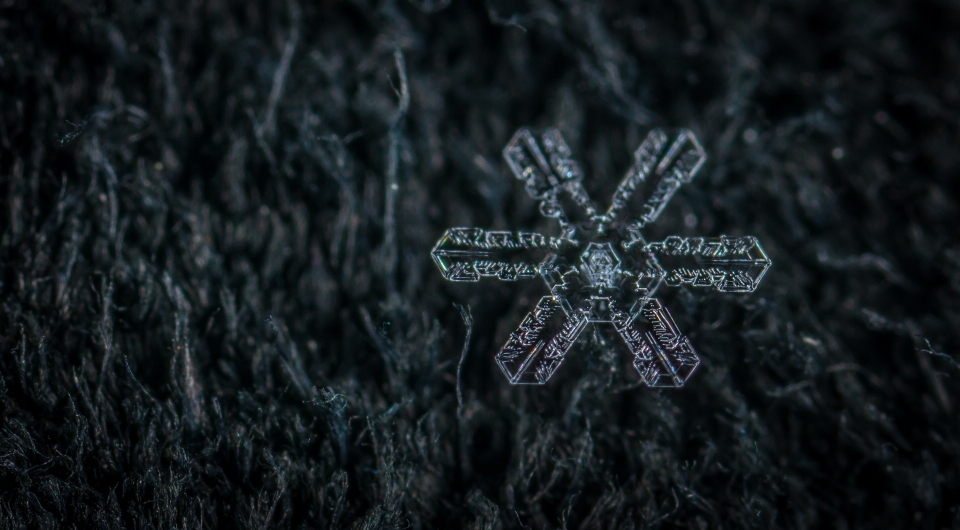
[2,0,960,528]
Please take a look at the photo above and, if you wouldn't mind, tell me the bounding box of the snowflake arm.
[612,300,699,388]
[503,128,598,234]
[431,228,560,282]
[495,296,589,384]
[645,235,772,292]
[603,129,707,249]
[603,128,669,224]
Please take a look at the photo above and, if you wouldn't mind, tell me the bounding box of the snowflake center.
[579,241,622,288]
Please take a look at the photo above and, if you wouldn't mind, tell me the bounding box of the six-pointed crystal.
[432,127,771,386]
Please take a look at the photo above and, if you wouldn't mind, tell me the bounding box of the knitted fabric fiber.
[1,0,959,528]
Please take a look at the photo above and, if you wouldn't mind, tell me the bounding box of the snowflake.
[432,127,771,387]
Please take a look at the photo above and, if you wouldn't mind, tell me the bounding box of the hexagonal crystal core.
[580,242,621,288]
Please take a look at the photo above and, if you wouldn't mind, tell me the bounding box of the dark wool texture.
[2,0,959,528]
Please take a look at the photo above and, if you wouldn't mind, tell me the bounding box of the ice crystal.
[433,127,771,386]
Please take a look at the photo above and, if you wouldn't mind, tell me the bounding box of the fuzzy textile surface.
[2,0,960,528]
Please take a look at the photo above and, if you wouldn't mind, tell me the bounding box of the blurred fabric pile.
[1,0,958,527]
